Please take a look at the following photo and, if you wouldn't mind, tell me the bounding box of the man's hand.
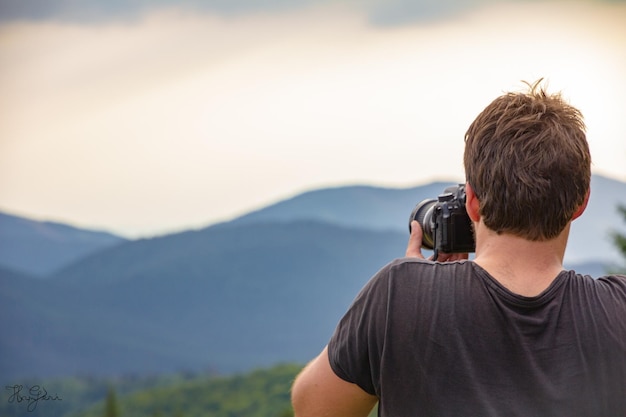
[407,220,468,262]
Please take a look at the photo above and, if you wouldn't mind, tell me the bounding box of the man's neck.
[472,223,570,297]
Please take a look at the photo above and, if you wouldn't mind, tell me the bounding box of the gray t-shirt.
[328,258,626,417]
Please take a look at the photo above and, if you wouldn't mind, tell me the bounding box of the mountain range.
[1,175,625,383]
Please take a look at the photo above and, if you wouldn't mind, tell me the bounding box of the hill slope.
[0,212,126,277]
[2,221,406,381]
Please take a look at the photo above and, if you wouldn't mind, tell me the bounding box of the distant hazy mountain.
[233,181,452,231]
[2,174,622,278]
[0,212,126,277]
[233,175,626,265]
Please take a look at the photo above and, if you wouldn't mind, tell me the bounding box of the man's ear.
[572,188,590,221]
[465,182,481,222]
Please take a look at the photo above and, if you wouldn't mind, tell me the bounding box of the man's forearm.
[291,346,378,417]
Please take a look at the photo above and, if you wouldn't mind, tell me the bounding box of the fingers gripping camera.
[409,184,476,256]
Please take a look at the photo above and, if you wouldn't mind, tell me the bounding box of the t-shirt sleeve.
[327,262,392,397]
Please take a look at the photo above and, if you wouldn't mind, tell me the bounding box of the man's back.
[328,259,626,417]
[291,82,625,417]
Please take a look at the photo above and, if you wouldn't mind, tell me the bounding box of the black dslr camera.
[409,184,475,256]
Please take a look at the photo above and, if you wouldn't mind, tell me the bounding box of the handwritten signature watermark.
[5,384,62,412]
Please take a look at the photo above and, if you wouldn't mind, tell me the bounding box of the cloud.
[3,0,622,27]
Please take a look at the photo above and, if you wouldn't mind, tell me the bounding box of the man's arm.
[291,346,378,417]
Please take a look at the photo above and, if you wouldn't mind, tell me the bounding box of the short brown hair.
[464,80,591,240]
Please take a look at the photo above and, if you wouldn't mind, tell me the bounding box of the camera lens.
[409,199,437,249]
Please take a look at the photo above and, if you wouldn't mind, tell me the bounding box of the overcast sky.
[1,0,625,238]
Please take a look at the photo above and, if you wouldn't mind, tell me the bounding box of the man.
[291,81,626,416]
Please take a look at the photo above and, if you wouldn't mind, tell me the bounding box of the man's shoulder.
[566,272,626,311]
[594,273,626,292]
[379,258,476,286]
[570,271,626,287]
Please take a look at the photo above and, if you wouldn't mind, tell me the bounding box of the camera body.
[409,184,475,254]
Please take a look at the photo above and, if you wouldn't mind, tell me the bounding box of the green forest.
[79,364,300,417]
[2,364,300,417]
